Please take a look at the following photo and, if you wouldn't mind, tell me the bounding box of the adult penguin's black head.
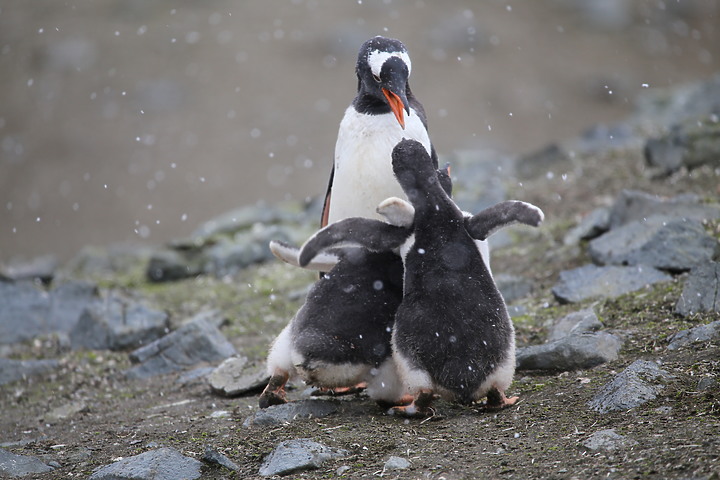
[354,36,412,129]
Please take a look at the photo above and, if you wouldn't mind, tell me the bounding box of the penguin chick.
[259,247,408,408]
[299,139,544,417]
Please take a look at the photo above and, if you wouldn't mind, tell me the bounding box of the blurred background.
[1,0,719,262]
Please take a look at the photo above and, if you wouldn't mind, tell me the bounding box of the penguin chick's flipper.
[299,218,410,267]
[465,200,544,241]
[483,386,519,411]
[388,390,436,418]
[269,240,341,271]
[259,371,290,409]
[376,197,415,227]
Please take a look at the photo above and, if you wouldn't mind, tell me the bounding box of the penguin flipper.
[269,240,341,271]
[465,201,544,240]
[376,197,414,227]
[299,218,409,267]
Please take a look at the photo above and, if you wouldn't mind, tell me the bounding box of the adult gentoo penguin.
[321,36,436,227]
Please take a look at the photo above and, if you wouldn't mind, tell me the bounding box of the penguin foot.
[387,391,435,418]
[312,382,367,397]
[483,387,519,411]
[259,372,290,409]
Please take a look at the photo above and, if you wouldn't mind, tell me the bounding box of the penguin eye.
[372,73,381,83]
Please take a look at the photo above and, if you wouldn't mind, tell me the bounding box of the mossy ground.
[1,144,719,479]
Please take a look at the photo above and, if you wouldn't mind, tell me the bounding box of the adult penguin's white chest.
[328,106,432,224]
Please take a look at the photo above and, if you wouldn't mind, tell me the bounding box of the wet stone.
[582,429,638,452]
[0,358,60,386]
[243,400,340,427]
[516,332,622,372]
[547,308,603,342]
[88,447,202,480]
[588,360,674,413]
[259,438,348,477]
[125,317,236,379]
[209,356,269,397]
[607,190,720,230]
[69,294,169,351]
[675,262,720,316]
[0,448,55,477]
[202,446,240,472]
[552,264,672,304]
[667,320,720,351]
[588,216,716,271]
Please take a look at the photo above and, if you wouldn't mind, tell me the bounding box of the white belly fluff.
[328,107,431,224]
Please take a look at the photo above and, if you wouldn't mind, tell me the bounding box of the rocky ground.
[1,76,720,479]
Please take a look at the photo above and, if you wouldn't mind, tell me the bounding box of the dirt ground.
[1,133,719,479]
[2,1,720,262]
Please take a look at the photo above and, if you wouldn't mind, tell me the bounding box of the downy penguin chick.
[299,139,544,417]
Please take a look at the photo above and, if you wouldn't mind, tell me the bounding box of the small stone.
[202,446,240,472]
[383,456,411,471]
[582,429,638,451]
[697,377,717,391]
[547,308,603,342]
[336,465,351,475]
[516,332,622,372]
[125,317,236,379]
[0,358,60,386]
[243,400,340,427]
[645,115,720,173]
[563,207,611,245]
[88,447,202,480]
[588,360,674,413]
[0,448,54,476]
[588,216,715,271]
[69,294,169,351]
[209,356,269,396]
[259,438,348,477]
[675,262,720,316]
[43,400,88,423]
[552,264,672,304]
[667,320,720,351]
[146,248,203,283]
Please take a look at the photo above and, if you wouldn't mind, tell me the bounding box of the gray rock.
[175,366,215,386]
[0,280,99,345]
[69,294,169,351]
[552,264,672,304]
[697,377,717,391]
[675,262,720,316]
[125,317,236,379]
[202,446,239,472]
[43,400,88,423]
[516,332,622,371]
[495,274,533,304]
[203,224,293,277]
[259,439,348,477]
[607,190,720,230]
[667,320,720,350]
[633,74,720,128]
[515,143,572,180]
[572,122,642,155]
[383,456,411,471]
[0,358,60,386]
[209,356,269,397]
[588,360,674,413]
[442,149,512,214]
[0,448,54,476]
[645,115,720,173]
[563,207,611,245]
[589,216,716,271]
[0,254,57,284]
[59,243,155,282]
[244,400,340,427]
[88,447,202,480]
[191,201,301,239]
[146,248,203,283]
[582,429,638,451]
[548,308,603,342]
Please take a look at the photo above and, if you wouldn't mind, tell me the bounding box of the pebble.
[202,446,240,472]
[552,264,672,303]
[88,447,202,480]
[582,429,638,451]
[383,455,411,471]
[125,316,236,379]
[588,360,674,413]
[516,332,623,372]
[208,356,269,396]
[259,438,348,477]
[43,400,88,423]
[243,399,340,427]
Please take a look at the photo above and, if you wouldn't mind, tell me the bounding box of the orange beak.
[382,88,406,129]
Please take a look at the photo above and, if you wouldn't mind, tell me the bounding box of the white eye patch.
[367,49,412,78]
